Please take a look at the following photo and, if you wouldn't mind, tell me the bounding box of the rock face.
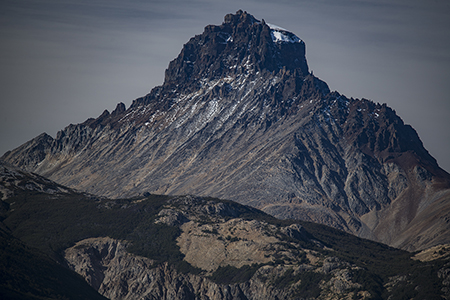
[64,236,368,300]
[2,10,450,251]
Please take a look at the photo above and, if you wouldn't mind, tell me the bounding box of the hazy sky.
[1,0,449,172]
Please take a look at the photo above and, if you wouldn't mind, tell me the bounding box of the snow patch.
[267,23,302,44]
[268,23,290,31]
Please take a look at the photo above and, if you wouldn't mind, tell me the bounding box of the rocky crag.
[3,10,450,251]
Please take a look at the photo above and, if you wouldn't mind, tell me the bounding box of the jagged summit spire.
[223,9,259,26]
[163,10,309,86]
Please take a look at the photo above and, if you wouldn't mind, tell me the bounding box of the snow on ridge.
[267,23,288,31]
[267,23,302,44]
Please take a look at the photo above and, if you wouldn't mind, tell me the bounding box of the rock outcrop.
[2,10,450,251]
[64,237,370,300]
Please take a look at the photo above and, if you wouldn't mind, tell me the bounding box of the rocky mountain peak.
[223,9,258,26]
[163,10,309,87]
[2,11,450,252]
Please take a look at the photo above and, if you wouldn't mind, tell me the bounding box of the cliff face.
[2,10,450,251]
[64,236,368,300]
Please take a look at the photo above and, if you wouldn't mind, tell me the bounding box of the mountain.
[1,161,449,299]
[2,10,450,251]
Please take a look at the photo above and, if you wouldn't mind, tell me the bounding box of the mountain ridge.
[2,10,450,251]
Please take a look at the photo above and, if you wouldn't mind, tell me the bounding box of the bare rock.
[64,236,371,300]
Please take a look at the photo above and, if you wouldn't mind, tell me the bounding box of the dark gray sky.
[1,0,449,172]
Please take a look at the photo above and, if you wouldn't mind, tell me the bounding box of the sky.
[1,0,449,172]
